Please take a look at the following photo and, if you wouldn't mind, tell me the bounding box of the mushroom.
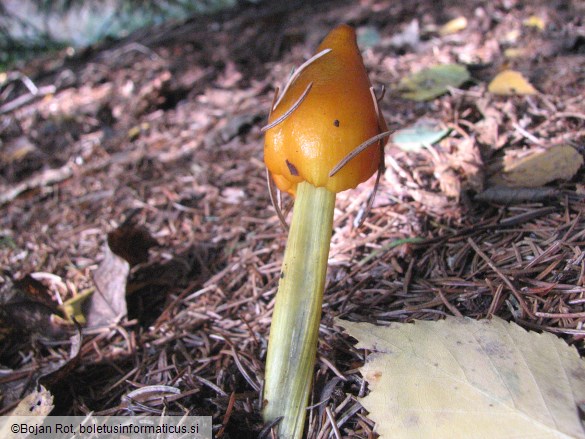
[262,24,390,438]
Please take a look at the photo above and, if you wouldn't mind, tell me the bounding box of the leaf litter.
[337,317,585,438]
[0,0,584,437]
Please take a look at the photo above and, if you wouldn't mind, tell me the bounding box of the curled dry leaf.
[435,164,461,200]
[87,222,158,327]
[37,328,82,388]
[87,240,129,328]
[443,136,485,194]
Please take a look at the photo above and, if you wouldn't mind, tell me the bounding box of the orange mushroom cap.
[264,24,387,196]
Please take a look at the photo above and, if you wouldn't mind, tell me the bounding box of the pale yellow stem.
[263,181,336,439]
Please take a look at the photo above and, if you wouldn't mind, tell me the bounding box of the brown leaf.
[410,189,450,209]
[0,136,37,164]
[87,240,130,327]
[107,223,158,267]
[447,136,485,193]
[435,165,461,200]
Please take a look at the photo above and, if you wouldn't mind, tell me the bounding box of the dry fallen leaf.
[87,240,129,327]
[398,64,470,101]
[7,385,54,416]
[0,136,37,163]
[391,119,450,152]
[87,222,157,327]
[336,317,585,439]
[490,144,583,187]
[0,386,54,439]
[488,70,537,95]
[523,15,546,31]
[474,97,507,148]
[503,47,530,59]
[439,16,468,36]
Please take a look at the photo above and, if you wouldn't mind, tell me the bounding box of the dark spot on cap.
[286,159,299,176]
[334,119,340,127]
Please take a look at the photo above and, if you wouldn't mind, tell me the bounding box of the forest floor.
[1,0,584,437]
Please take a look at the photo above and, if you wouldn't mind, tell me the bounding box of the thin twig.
[0,164,73,206]
[325,406,342,439]
[0,84,56,114]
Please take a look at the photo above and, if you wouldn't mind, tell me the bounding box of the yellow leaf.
[502,29,520,44]
[439,16,468,36]
[488,70,537,95]
[490,145,583,187]
[336,317,585,439]
[61,288,94,324]
[523,15,545,31]
[503,47,529,59]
